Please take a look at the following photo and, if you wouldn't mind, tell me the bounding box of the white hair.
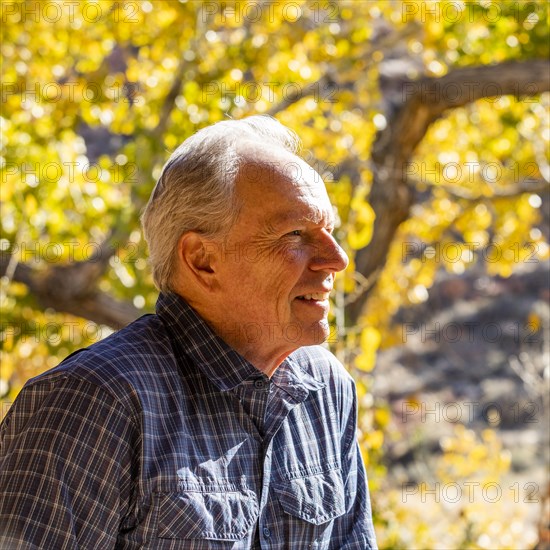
[141,115,301,292]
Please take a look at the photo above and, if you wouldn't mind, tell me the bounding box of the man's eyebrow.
[266,210,335,228]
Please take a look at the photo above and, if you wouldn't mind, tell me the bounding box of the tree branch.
[414,177,550,201]
[1,233,141,330]
[347,58,550,323]
[266,71,344,116]
[266,23,420,117]
[7,57,548,331]
[389,59,550,162]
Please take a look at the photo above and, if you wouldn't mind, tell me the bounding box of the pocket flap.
[276,467,346,525]
[157,486,258,540]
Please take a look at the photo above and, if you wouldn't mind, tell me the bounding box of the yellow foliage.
[355,327,381,372]
[374,425,538,549]
[1,1,548,545]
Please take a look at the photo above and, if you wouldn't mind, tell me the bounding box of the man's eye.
[287,230,302,236]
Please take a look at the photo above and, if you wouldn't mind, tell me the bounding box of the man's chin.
[297,321,331,346]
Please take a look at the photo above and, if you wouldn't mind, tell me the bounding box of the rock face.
[374,261,549,472]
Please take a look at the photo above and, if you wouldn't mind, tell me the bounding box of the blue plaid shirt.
[0,292,377,549]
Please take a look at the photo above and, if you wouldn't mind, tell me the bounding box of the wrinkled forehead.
[234,143,335,229]
[236,143,326,195]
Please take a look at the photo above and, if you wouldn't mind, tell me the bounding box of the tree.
[1,1,549,545]
[2,0,548,362]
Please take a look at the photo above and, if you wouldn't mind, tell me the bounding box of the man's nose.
[310,232,349,273]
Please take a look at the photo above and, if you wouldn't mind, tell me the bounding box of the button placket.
[254,378,268,391]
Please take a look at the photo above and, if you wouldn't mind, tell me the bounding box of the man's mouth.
[296,292,330,301]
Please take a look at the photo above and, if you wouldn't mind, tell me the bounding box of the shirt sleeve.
[0,375,140,549]
[330,376,378,550]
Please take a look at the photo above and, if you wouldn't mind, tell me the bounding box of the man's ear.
[176,232,219,291]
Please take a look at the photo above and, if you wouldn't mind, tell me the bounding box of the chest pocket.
[155,482,259,541]
[275,463,346,525]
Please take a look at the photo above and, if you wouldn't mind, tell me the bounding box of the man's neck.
[203,319,293,378]
[180,295,292,377]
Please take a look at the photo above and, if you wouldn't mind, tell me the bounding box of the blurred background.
[1,1,549,548]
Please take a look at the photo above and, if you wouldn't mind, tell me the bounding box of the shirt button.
[263,527,271,538]
[254,379,266,390]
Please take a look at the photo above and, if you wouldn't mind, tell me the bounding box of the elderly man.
[0,116,377,549]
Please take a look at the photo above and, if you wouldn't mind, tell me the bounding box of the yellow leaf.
[355,327,381,372]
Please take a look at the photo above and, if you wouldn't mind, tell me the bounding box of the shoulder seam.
[22,373,141,430]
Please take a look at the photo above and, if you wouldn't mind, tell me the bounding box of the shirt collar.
[273,354,326,401]
[156,292,325,395]
[156,292,258,391]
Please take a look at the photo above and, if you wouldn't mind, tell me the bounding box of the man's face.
[210,145,348,364]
